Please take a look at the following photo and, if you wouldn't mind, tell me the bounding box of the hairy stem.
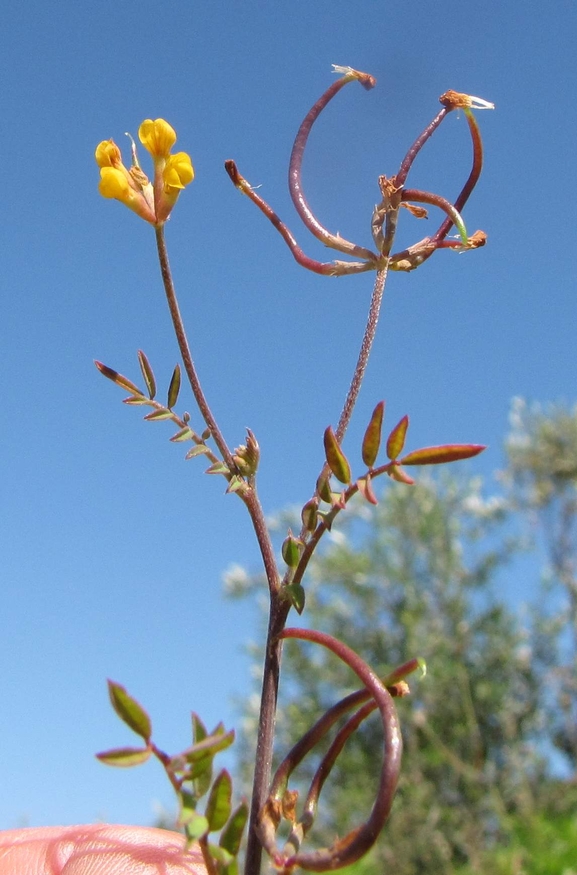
[246,265,390,873]
[244,597,291,875]
[154,227,286,875]
[154,226,236,470]
[335,264,389,443]
[290,264,389,556]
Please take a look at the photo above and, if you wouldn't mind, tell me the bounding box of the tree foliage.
[505,398,577,773]
[232,472,550,873]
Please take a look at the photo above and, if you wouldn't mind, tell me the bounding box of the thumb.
[0,824,207,875]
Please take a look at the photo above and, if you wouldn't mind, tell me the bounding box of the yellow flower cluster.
[95,119,194,226]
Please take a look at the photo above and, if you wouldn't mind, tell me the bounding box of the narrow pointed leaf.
[401,443,486,466]
[205,462,230,475]
[167,364,181,409]
[95,361,141,396]
[194,759,214,799]
[182,729,235,764]
[284,582,305,615]
[143,408,174,421]
[107,680,152,742]
[170,427,194,443]
[219,801,249,855]
[137,350,156,400]
[323,426,352,484]
[189,754,214,782]
[185,445,211,460]
[387,464,415,485]
[316,474,332,504]
[95,746,151,767]
[386,415,409,460]
[362,401,385,468]
[123,396,152,406]
[357,475,378,505]
[192,713,208,744]
[205,769,233,832]
[301,498,319,532]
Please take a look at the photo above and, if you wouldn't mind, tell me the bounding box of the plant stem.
[154,225,283,875]
[242,263,394,870]
[244,596,291,875]
[335,265,388,443]
[154,226,236,471]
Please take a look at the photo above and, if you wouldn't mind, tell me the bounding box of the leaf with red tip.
[387,464,415,485]
[143,409,174,421]
[362,401,385,468]
[386,415,409,460]
[357,475,378,505]
[192,713,207,745]
[95,361,141,396]
[167,364,181,409]
[205,462,230,475]
[96,746,152,767]
[181,728,235,764]
[170,427,194,443]
[123,396,152,406]
[400,444,486,466]
[323,426,352,484]
[185,445,211,460]
[137,350,156,400]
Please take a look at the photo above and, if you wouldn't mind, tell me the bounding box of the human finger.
[0,823,207,875]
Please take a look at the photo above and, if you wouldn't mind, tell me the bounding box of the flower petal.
[138,119,177,159]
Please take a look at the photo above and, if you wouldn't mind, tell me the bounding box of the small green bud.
[282,530,303,568]
[301,497,319,532]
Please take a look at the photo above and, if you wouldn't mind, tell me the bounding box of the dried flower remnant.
[95,119,194,226]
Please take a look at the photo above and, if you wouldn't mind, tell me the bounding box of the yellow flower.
[163,152,195,194]
[98,166,130,200]
[96,121,193,226]
[95,139,123,168]
[138,119,177,160]
[98,166,156,224]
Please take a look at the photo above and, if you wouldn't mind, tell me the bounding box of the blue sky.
[0,0,575,829]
